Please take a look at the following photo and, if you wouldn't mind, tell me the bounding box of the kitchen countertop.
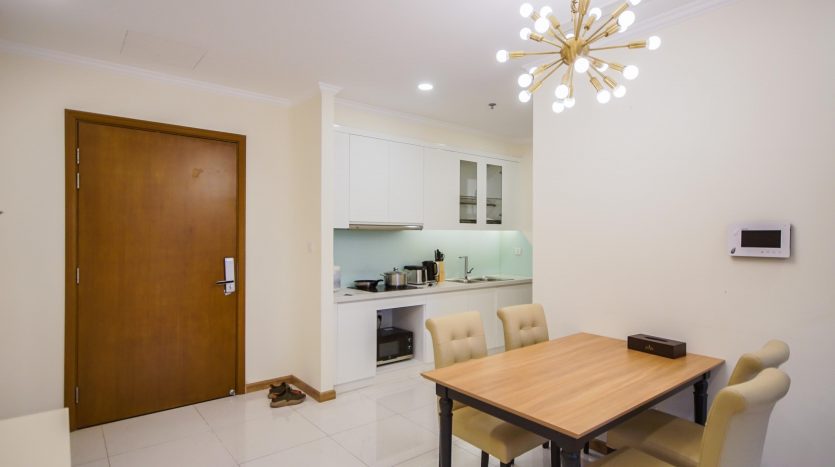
[334,276,532,304]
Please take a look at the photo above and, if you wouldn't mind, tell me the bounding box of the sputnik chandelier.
[496,0,661,113]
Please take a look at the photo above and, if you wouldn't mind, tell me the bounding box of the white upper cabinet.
[348,135,390,223]
[336,130,521,231]
[333,132,350,229]
[423,148,460,229]
[346,135,424,226]
[388,141,424,224]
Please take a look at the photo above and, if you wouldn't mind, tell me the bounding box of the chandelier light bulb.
[518,90,532,103]
[589,7,602,20]
[596,89,612,104]
[647,36,662,51]
[629,0,642,5]
[574,57,590,73]
[618,11,636,28]
[613,85,627,98]
[496,50,509,63]
[555,84,570,99]
[529,66,538,74]
[518,73,534,88]
[565,32,575,39]
[534,17,551,34]
[519,3,534,18]
[595,61,609,72]
[564,97,576,108]
[552,101,565,114]
[520,27,532,40]
[623,65,640,80]
[619,24,629,33]
[540,6,553,17]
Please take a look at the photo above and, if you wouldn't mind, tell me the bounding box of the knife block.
[437,261,445,283]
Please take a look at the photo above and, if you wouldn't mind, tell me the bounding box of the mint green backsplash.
[334,230,532,286]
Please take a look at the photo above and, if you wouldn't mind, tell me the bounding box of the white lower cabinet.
[336,302,378,385]
[334,284,533,383]
[468,289,501,350]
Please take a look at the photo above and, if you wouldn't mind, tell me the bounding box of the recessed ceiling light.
[418,83,434,91]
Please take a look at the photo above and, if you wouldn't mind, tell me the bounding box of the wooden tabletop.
[422,333,724,439]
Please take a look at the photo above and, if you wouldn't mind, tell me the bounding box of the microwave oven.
[377,327,413,366]
[728,223,791,258]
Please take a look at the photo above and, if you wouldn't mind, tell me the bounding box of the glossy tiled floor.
[70,360,603,467]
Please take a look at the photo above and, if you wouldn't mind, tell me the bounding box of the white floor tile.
[213,410,326,463]
[376,380,437,414]
[195,390,276,429]
[71,425,108,465]
[395,445,481,467]
[241,437,365,467]
[108,431,236,467]
[295,390,394,435]
[358,376,422,400]
[400,403,439,434]
[331,415,438,467]
[102,406,210,456]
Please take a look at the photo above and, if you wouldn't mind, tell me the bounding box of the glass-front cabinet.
[485,164,503,225]
[422,147,518,230]
[459,160,478,224]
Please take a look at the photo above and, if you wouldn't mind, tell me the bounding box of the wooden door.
[66,111,245,429]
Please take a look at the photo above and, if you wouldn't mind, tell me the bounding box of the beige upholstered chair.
[426,311,547,467]
[497,303,550,351]
[588,367,791,467]
[606,340,790,466]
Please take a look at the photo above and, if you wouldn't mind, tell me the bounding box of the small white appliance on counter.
[728,223,791,258]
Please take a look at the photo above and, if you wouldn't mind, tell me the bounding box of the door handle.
[215,257,236,295]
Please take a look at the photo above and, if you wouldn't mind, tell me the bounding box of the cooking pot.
[381,268,408,287]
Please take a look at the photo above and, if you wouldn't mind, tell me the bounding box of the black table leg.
[693,373,709,425]
[550,443,561,467]
[561,449,581,467]
[439,387,453,467]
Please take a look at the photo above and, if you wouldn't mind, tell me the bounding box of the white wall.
[0,50,322,418]
[335,100,531,160]
[532,0,834,465]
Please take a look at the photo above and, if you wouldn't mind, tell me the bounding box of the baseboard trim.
[245,375,336,402]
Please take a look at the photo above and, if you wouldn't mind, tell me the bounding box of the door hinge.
[76,267,80,285]
[76,172,80,189]
[75,386,79,404]
[76,148,80,165]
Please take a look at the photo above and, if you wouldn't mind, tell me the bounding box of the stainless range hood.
[348,223,423,231]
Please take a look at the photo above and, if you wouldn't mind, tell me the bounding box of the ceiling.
[0,0,714,140]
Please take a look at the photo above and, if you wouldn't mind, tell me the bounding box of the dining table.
[421,332,724,467]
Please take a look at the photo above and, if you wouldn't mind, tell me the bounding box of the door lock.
[215,257,236,295]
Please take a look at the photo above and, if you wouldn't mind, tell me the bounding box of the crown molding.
[0,39,292,107]
[617,0,738,40]
[335,98,533,146]
[318,82,343,95]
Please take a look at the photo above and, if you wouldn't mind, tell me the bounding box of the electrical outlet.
[513,247,522,256]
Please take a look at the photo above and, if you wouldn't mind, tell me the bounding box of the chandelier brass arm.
[497,1,661,113]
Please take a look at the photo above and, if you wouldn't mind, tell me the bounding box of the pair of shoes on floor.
[267,382,306,408]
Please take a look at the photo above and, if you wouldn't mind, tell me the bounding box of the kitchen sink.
[449,277,512,283]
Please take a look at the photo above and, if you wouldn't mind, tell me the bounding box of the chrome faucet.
[459,256,474,281]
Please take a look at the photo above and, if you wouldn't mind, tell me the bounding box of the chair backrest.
[497,303,549,351]
[425,311,487,369]
[698,368,791,467]
[727,340,790,386]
